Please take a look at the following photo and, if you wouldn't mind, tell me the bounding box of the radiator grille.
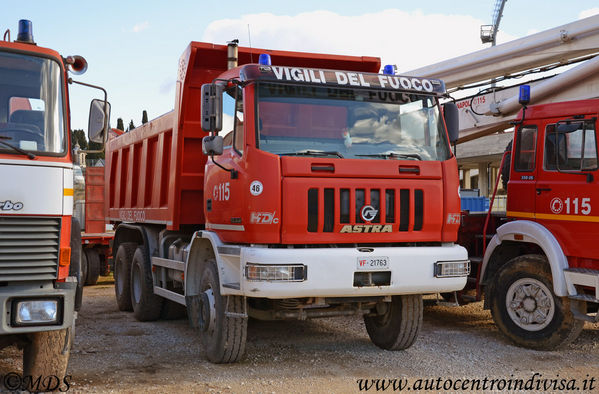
[307,187,423,233]
[0,217,61,282]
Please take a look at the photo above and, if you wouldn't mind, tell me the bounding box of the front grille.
[307,187,424,233]
[0,217,61,282]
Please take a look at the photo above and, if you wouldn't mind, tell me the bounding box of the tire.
[23,327,72,377]
[490,254,585,350]
[161,300,187,320]
[130,247,163,321]
[364,294,422,350]
[114,243,136,311]
[198,259,247,363]
[84,248,101,286]
[70,218,83,312]
[81,248,89,286]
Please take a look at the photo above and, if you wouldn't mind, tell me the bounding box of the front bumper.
[0,280,76,335]
[238,244,468,298]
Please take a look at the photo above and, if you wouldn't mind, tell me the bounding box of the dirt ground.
[1,277,598,393]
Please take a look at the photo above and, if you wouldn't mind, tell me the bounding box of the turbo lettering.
[0,200,23,211]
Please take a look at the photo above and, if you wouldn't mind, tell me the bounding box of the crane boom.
[407,14,599,142]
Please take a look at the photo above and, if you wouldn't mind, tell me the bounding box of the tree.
[71,129,88,150]
[142,110,148,125]
[128,120,135,132]
[70,129,104,162]
[116,118,125,131]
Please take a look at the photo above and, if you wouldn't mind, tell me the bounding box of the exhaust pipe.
[227,39,239,70]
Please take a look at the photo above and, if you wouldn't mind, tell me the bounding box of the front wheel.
[364,294,422,350]
[490,254,585,350]
[23,327,72,377]
[198,259,247,363]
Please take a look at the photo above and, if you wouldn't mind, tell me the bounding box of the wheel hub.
[506,278,555,331]
[198,289,216,333]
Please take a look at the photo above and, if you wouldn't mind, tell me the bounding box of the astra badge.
[340,224,392,233]
[360,205,378,222]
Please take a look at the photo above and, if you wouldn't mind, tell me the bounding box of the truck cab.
[0,20,109,379]
[462,96,599,350]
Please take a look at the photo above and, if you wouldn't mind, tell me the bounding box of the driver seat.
[9,110,44,134]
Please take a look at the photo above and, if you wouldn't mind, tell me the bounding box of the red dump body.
[106,42,380,230]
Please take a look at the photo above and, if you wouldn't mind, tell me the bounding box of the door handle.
[536,187,551,195]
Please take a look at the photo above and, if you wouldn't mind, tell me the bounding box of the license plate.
[356,256,390,270]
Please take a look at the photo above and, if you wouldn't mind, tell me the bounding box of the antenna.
[247,24,254,63]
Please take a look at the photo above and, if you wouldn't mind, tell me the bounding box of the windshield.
[0,51,65,155]
[256,83,450,161]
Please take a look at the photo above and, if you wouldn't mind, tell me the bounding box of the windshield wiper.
[356,152,422,160]
[279,150,344,158]
[0,139,36,159]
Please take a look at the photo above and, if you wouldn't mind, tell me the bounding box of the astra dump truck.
[107,41,469,363]
[0,20,110,376]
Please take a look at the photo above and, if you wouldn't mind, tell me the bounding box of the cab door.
[535,117,599,261]
[507,124,538,218]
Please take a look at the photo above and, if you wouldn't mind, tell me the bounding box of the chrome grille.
[0,217,61,282]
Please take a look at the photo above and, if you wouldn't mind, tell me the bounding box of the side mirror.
[201,83,224,132]
[443,102,459,143]
[88,99,110,144]
[202,135,224,156]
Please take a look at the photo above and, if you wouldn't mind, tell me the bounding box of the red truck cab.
[460,94,599,350]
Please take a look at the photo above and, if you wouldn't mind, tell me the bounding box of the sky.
[3,1,599,132]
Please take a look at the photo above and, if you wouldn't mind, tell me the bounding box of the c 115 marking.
[550,197,591,215]
[213,182,230,201]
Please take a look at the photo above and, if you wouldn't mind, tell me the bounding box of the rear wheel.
[130,247,163,321]
[83,248,101,286]
[490,254,585,350]
[198,259,247,363]
[364,294,422,350]
[23,327,72,377]
[114,243,136,311]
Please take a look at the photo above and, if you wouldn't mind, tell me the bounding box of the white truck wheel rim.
[505,277,555,331]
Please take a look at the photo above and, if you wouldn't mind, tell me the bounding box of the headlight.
[434,261,470,278]
[13,299,60,325]
[245,263,307,282]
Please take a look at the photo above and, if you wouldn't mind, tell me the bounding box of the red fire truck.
[74,165,113,285]
[457,91,599,350]
[106,41,470,363]
[407,14,599,350]
[0,20,110,377]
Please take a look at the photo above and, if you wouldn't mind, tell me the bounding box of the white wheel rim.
[505,277,555,331]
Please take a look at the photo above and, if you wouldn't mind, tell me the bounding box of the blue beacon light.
[17,19,35,44]
[258,53,272,66]
[518,85,531,106]
[383,64,396,75]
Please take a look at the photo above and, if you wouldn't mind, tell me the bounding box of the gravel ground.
[1,277,598,393]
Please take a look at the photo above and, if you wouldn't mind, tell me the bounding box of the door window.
[514,125,537,171]
[544,120,597,171]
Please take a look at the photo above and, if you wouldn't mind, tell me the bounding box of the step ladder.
[564,267,599,323]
